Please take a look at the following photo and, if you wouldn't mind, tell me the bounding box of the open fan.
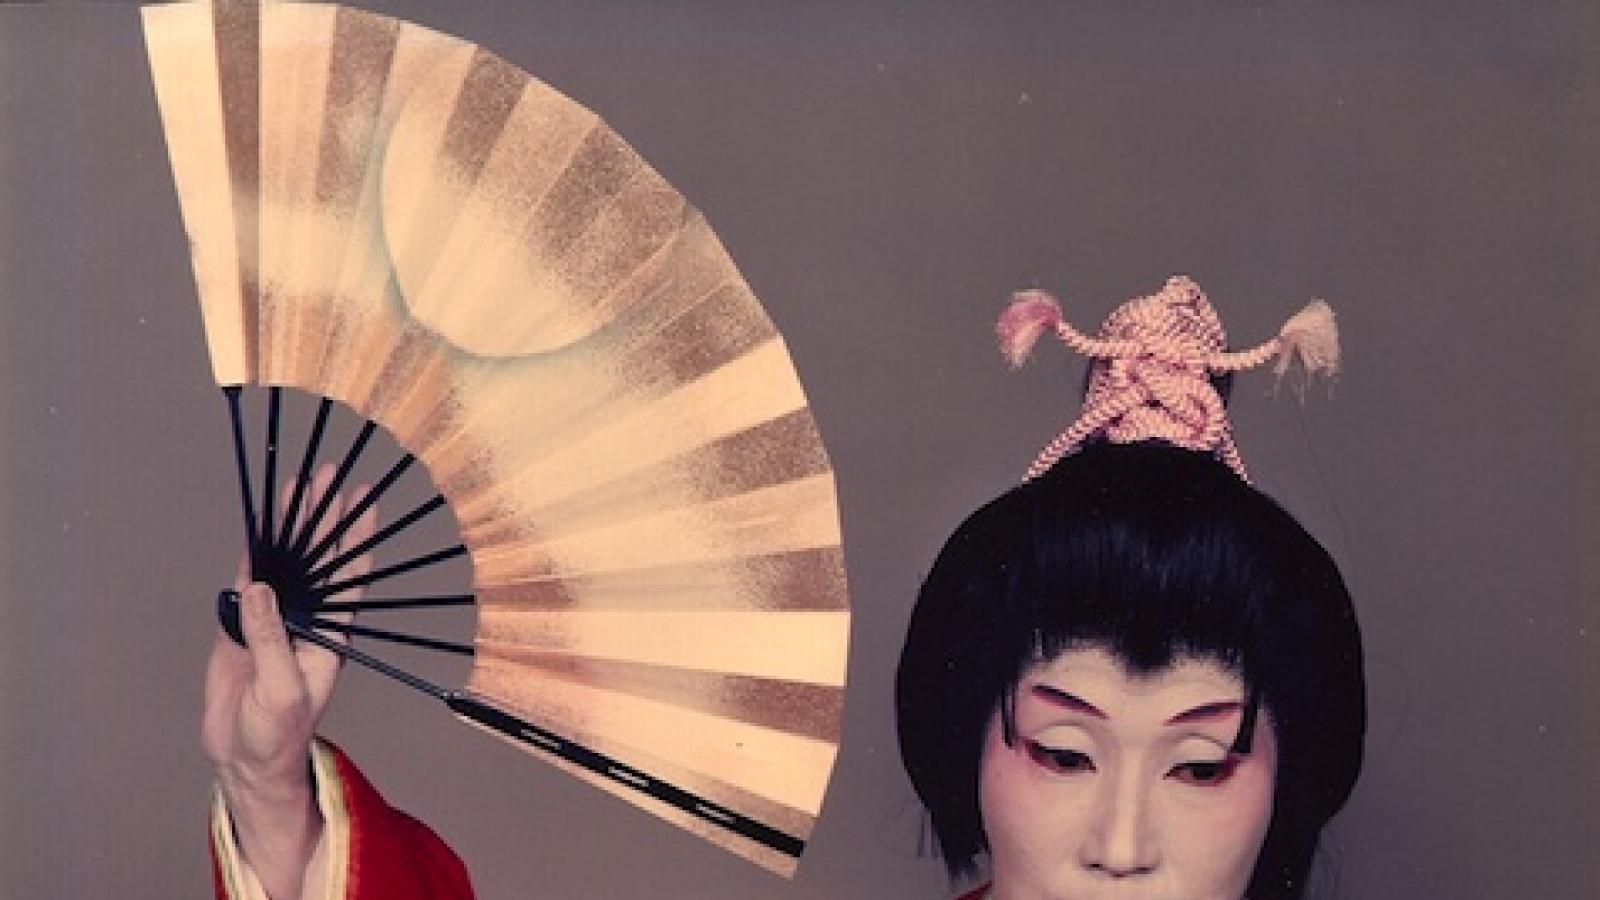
[143,1,848,876]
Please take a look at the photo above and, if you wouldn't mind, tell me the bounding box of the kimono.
[211,740,472,900]
[212,743,981,900]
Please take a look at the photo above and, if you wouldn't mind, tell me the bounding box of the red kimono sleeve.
[211,739,474,900]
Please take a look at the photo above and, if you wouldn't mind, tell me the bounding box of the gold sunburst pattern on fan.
[143,0,849,875]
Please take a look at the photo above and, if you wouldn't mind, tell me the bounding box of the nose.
[1080,770,1159,877]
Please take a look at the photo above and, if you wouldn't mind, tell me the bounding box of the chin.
[1005,873,1251,900]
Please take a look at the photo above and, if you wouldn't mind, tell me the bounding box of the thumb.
[239,583,304,701]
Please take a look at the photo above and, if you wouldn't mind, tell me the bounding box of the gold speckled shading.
[213,0,260,381]
[474,644,843,744]
[142,1,848,876]
[476,546,849,612]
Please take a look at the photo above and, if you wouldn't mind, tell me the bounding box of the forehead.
[1018,646,1245,715]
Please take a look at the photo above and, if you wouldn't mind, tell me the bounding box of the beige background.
[1,1,1595,898]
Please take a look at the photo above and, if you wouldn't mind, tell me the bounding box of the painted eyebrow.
[1029,684,1108,719]
[1163,700,1243,726]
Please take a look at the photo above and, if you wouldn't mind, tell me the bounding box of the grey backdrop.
[1,1,1595,898]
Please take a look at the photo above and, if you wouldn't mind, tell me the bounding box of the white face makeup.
[978,647,1277,900]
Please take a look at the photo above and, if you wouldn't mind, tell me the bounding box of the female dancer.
[205,277,1363,900]
[898,276,1364,899]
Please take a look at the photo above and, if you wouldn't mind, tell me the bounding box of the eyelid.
[1172,732,1234,757]
[1026,740,1096,775]
[1167,755,1240,786]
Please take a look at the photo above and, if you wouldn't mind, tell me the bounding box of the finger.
[330,484,376,593]
[300,462,338,545]
[295,613,349,701]
[233,550,250,592]
[296,476,368,676]
[203,623,253,741]
[313,483,374,637]
[299,634,346,714]
[306,463,341,553]
[339,484,378,551]
[207,620,252,683]
[238,583,306,707]
[277,476,294,522]
[300,488,370,706]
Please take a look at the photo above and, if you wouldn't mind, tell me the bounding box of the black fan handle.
[445,695,806,860]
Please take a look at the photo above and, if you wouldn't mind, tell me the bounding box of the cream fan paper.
[143,1,848,875]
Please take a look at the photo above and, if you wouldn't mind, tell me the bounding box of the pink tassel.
[1274,299,1340,378]
[997,289,1064,368]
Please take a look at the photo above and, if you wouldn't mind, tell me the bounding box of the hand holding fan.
[143,1,849,875]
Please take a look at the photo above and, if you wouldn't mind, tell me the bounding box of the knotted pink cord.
[996,275,1338,482]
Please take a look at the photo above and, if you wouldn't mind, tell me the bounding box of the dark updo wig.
[894,442,1365,900]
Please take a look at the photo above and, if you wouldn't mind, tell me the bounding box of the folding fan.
[142,1,849,875]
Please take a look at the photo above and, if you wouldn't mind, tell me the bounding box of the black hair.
[894,442,1365,900]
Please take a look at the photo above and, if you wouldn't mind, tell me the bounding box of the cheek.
[1167,743,1278,889]
[1169,768,1274,848]
[976,723,1091,880]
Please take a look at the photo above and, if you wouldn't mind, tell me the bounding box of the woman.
[202,471,473,900]
[206,277,1363,900]
[896,277,1365,899]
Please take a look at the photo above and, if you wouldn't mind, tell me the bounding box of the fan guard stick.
[224,387,260,572]
[213,589,807,860]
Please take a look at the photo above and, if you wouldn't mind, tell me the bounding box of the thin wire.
[1293,400,1360,585]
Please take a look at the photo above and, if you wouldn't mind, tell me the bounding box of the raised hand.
[201,464,376,899]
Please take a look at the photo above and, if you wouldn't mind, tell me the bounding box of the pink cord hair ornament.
[997,275,1339,482]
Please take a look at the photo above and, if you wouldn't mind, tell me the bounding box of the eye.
[1026,741,1096,774]
[1168,756,1238,786]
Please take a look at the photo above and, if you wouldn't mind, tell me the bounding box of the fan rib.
[261,387,282,547]
[318,593,475,613]
[304,452,415,566]
[308,493,447,583]
[278,396,334,548]
[224,387,260,571]
[308,617,474,657]
[312,543,467,599]
[283,616,450,700]
[291,419,376,557]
